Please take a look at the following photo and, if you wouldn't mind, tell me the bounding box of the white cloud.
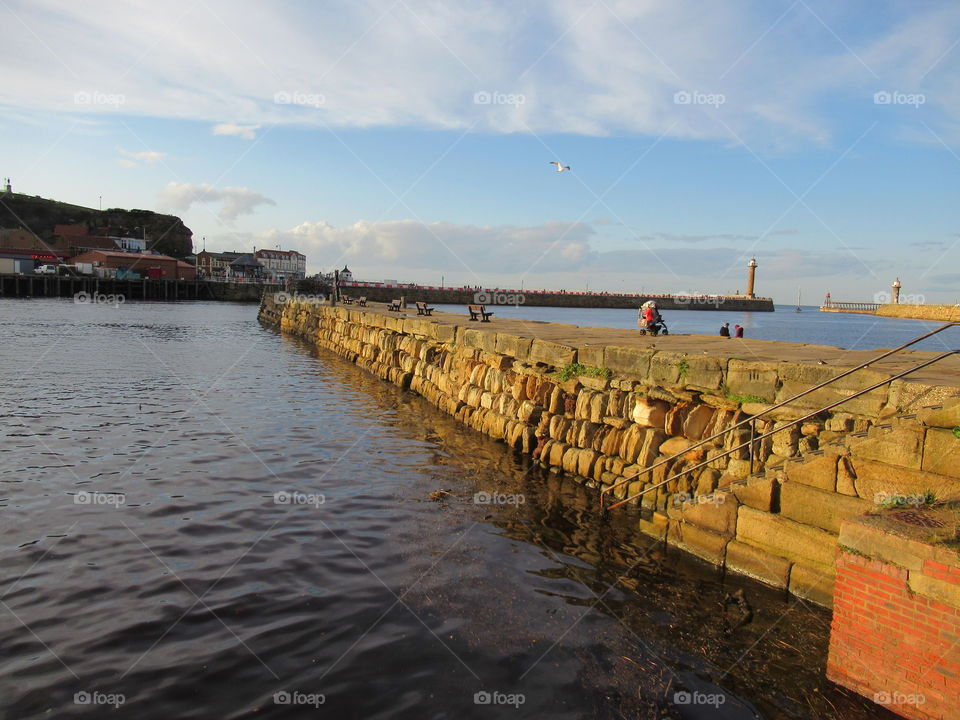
[3,1,959,145]
[158,182,275,223]
[117,147,166,168]
[212,123,261,140]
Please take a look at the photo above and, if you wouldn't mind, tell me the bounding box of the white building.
[255,249,306,280]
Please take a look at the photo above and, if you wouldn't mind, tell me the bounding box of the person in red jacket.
[734,324,744,338]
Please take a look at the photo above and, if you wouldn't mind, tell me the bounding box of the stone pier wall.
[261,296,960,608]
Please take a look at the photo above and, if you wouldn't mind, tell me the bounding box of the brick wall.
[828,516,960,720]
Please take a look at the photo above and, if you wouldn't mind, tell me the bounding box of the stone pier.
[260,295,960,611]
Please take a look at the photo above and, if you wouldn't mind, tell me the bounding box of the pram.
[638,300,669,336]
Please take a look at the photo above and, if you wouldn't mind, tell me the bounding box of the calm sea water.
[432,303,957,353]
[0,299,897,719]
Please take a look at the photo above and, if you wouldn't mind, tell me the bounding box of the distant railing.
[821,300,881,312]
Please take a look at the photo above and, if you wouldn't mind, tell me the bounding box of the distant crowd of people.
[719,322,744,338]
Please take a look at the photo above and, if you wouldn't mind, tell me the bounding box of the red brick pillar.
[827,514,960,720]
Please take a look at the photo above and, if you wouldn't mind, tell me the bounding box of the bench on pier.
[467,304,493,322]
[357,296,367,306]
[341,295,353,305]
[387,298,403,311]
[415,301,434,316]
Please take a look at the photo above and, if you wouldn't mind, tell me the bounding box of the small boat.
[795,288,803,312]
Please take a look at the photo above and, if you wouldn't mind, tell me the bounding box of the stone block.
[529,339,577,368]
[836,456,857,496]
[665,403,692,436]
[789,563,834,607]
[462,328,498,352]
[660,436,694,456]
[850,457,960,503]
[618,425,645,464]
[838,519,926,572]
[589,393,609,424]
[682,356,726,391]
[678,492,739,534]
[683,405,715,441]
[736,506,838,569]
[779,481,873,534]
[632,397,668,428]
[577,345,605,368]
[782,452,838,492]
[672,522,730,566]
[922,427,960,479]
[917,396,960,428]
[775,363,890,417]
[726,359,780,402]
[731,475,778,512]
[696,468,721,496]
[637,430,667,467]
[726,540,791,589]
[771,422,800,458]
[604,346,654,378]
[495,333,533,360]
[847,424,925,470]
[650,352,684,385]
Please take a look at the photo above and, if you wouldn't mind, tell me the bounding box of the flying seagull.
[549,161,571,172]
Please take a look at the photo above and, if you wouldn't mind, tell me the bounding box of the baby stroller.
[638,301,669,336]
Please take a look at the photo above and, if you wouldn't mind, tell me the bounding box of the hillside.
[0,192,193,258]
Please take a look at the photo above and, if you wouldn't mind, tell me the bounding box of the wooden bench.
[340,295,353,305]
[415,301,433,316]
[357,296,367,306]
[387,298,402,311]
[467,304,493,322]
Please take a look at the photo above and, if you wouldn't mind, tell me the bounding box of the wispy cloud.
[116,146,166,168]
[158,182,275,223]
[212,123,261,140]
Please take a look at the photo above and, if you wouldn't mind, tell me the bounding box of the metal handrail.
[599,322,958,510]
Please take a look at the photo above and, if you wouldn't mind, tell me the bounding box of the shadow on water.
[287,333,897,720]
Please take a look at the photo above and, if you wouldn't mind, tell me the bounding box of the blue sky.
[1,0,959,303]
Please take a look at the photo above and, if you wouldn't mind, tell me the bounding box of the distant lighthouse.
[3,177,10,195]
[746,258,758,298]
[892,278,901,304]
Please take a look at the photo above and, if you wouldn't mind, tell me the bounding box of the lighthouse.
[892,278,901,304]
[746,258,758,298]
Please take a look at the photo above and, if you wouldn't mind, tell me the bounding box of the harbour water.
[0,299,898,719]
[432,303,954,352]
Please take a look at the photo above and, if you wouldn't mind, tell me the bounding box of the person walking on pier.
[719,322,730,337]
[734,324,744,338]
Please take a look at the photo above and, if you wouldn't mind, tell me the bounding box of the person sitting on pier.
[719,322,730,337]
[734,324,744,338]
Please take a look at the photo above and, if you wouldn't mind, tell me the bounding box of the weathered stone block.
[683,405,715,441]
[726,360,780,402]
[922,427,960,479]
[779,481,873,534]
[736,506,838,569]
[529,339,577,368]
[726,540,791,589]
[632,397,668,428]
[665,403,692,436]
[782,452,838,492]
[604,346,654,378]
[850,457,960,503]
[618,425,645,464]
[789,563,834,607]
[672,522,730,566]
[696,468,721,496]
[577,345,605,368]
[847,424,925,470]
[636,430,667,468]
[679,492,739,534]
[731,475,778,512]
[495,333,533,360]
[589,393,608,424]
[776,364,890,417]
[650,352,684,385]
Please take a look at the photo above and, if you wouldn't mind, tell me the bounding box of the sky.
[1,0,959,304]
